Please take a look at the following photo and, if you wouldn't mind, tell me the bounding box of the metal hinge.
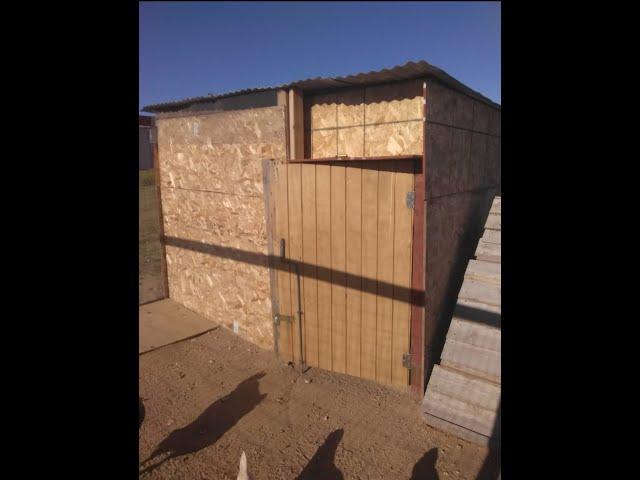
[402,352,414,369]
[273,313,293,325]
[406,191,415,209]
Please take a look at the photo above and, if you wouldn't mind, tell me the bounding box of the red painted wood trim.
[288,154,421,164]
[409,81,427,398]
[139,115,154,127]
[409,157,426,397]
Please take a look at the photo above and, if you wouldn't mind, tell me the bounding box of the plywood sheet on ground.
[139,299,218,354]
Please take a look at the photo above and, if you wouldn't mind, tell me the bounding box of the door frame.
[262,156,426,396]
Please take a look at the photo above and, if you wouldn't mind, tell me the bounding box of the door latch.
[273,313,293,325]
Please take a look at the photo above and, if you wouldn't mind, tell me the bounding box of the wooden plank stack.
[422,196,501,446]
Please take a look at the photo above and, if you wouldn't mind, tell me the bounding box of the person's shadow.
[139,397,145,430]
[410,448,440,480]
[139,372,267,475]
[295,428,345,479]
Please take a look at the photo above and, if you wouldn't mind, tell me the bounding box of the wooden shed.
[143,60,501,395]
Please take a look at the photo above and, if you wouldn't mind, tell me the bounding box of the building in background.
[139,115,154,170]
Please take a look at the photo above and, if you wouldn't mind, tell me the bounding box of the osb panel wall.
[156,106,287,350]
[423,80,501,375]
[304,80,424,158]
[424,189,498,369]
[425,80,501,199]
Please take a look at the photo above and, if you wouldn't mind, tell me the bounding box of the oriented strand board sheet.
[426,79,499,135]
[139,299,218,354]
[425,123,453,197]
[305,80,424,159]
[156,106,286,351]
[364,81,424,123]
[364,121,423,157]
[424,189,498,363]
[425,79,501,199]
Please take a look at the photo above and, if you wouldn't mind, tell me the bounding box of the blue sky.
[139,2,500,111]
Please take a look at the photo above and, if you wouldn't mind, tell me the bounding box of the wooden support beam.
[289,154,422,164]
[151,123,169,299]
[276,89,288,107]
[288,88,304,161]
[410,157,426,398]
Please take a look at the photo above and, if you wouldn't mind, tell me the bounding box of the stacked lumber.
[422,196,501,446]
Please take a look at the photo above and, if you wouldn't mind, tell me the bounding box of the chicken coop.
[143,61,501,395]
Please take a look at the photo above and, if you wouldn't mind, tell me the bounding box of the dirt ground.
[139,325,499,479]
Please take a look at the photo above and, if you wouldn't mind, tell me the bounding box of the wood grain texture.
[422,389,498,438]
[360,166,379,380]
[440,339,501,384]
[301,164,319,367]
[465,259,500,285]
[375,161,395,384]
[287,163,304,365]
[330,165,347,374]
[316,164,333,371]
[474,241,501,263]
[345,166,362,377]
[446,318,501,352]
[391,164,414,386]
[458,278,501,307]
[289,89,305,160]
[273,161,415,386]
[410,155,426,396]
[428,365,500,411]
[274,162,293,361]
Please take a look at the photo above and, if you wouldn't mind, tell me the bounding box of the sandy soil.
[139,326,499,479]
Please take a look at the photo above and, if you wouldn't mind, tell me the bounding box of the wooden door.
[270,160,415,387]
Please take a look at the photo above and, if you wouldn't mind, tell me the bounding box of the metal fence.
[139,167,166,304]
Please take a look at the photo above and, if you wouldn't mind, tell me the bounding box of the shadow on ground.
[139,372,267,475]
[295,428,345,480]
[410,448,439,480]
[139,397,145,430]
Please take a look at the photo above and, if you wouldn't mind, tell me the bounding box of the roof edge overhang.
[142,60,500,113]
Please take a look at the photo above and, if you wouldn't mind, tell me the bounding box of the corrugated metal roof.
[142,60,500,113]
